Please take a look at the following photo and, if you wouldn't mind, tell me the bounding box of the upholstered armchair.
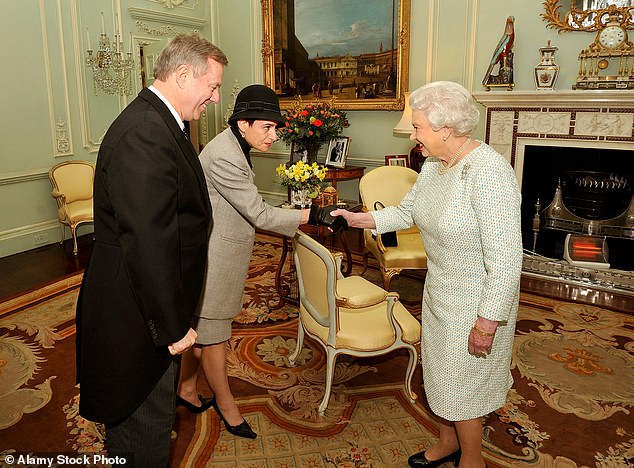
[48,160,95,255]
[359,166,427,290]
[289,231,421,416]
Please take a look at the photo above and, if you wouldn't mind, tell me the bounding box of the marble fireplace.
[473,90,634,304]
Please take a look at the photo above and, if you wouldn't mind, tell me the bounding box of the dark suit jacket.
[76,87,212,424]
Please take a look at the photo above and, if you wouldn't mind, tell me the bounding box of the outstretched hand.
[168,328,197,355]
[308,205,348,233]
[330,209,377,230]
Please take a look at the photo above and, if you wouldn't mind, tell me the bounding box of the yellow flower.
[276,160,329,193]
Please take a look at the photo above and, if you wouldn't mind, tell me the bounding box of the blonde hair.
[153,33,228,81]
[409,81,479,136]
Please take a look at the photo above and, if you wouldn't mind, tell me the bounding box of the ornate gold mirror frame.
[261,0,410,111]
[542,0,634,32]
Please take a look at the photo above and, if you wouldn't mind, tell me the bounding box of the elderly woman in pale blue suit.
[333,81,522,468]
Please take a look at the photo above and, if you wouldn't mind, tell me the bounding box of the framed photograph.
[290,142,308,163]
[326,137,350,168]
[385,154,409,167]
[261,0,411,111]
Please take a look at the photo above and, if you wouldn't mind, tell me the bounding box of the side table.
[324,166,365,199]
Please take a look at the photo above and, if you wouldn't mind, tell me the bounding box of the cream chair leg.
[318,348,338,416]
[403,343,419,404]
[289,319,305,365]
[59,223,65,245]
[71,225,78,256]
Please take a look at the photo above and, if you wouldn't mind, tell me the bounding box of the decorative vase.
[291,188,312,208]
[534,40,559,91]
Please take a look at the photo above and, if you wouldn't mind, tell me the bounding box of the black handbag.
[373,201,398,247]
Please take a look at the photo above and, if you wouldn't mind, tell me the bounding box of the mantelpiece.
[472,90,634,187]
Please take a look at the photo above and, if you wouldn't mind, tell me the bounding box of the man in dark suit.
[76,33,227,466]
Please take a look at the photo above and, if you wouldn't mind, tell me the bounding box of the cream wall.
[0,0,599,257]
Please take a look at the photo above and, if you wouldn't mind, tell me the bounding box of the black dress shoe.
[175,394,214,414]
[210,397,257,439]
[408,449,461,468]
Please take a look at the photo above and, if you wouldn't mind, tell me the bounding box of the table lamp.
[393,92,425,172]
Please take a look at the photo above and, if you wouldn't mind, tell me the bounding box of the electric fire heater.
[563,234,610,269]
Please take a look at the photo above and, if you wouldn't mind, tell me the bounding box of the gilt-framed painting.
[261,0,411,111]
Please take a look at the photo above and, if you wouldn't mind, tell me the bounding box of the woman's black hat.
[228,84,284,126]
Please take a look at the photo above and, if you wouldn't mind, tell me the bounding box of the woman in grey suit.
[177,85,343,438]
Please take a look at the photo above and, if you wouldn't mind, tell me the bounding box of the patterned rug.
[1,235,633,468]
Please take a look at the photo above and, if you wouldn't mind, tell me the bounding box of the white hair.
[409,81,480,136]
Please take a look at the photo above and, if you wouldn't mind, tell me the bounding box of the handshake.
[308,205,348,234]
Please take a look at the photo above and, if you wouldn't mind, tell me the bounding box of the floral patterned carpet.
[1,235,633,468]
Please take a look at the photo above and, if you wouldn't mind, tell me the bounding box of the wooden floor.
[1,233,632,314]
[0,235,92,302]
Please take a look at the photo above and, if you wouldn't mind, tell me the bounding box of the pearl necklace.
[438,138,471,175]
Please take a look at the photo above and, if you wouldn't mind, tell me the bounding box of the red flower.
[309,130,314,136]
[300,110,309,117]
[313,119,323,127]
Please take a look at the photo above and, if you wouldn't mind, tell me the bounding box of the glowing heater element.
[563,234,610,269]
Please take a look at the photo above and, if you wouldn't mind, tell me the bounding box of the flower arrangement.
[275,160,328,197]
[278,98,349,162]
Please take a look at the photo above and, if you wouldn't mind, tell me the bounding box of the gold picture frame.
[261,0,410,111]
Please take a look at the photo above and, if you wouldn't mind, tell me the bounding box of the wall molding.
[0,171,49,186]
[210,0,224,137]
[40,0,75,158]
[0,220,59,241]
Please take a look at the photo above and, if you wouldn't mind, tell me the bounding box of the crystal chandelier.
[85,12,134,96]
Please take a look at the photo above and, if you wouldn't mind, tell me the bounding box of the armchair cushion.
[300,294,419,350]
[59,199,94,224]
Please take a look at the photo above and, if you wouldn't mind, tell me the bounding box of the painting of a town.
[262,0,410,110]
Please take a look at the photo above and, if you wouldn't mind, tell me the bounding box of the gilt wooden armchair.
[359,165,427,290]
[289,231,420,416]
[48,160,94,255]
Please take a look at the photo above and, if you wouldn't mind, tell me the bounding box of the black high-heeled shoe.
[407,449,461,468]
[210,397,257,439]
[175,394,214,414]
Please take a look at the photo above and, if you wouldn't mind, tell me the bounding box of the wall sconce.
[85,12,134,96]
[393,92,426,172]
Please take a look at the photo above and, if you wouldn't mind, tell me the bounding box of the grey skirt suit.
[195,128,301,344]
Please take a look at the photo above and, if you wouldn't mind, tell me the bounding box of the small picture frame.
[385,154,409,167]
[290,142,307,163]
[325,137,350,168]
